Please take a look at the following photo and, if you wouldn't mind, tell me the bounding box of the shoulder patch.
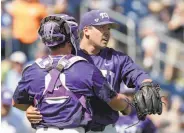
[35,56,53,69]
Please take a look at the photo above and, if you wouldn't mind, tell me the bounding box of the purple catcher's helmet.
[38,14,79,55]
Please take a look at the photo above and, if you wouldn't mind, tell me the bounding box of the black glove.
[133,82,162,120]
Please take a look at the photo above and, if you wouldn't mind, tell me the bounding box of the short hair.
[79,26,93,40]
[79,31,84,40]
[48,42,67,51]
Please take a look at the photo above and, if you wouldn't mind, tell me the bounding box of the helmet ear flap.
[63,22,71,42]
[63,22,70,35]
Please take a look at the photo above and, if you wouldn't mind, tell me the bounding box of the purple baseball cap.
[1,89,13,106]
[79,10,117,31]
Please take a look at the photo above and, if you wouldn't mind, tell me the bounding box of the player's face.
[88,24,110,49]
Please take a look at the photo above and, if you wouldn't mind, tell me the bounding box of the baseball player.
[12,14,132,133]
[78,10,162,133]
[25,10,162,133]
[115,88,158,133]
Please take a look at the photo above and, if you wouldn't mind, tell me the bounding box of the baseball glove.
[133,82,162,120]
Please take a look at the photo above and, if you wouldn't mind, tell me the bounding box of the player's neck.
[50,48,71,56]
[80,39,100,55]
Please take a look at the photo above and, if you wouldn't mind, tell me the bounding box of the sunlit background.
[1,0,184,133]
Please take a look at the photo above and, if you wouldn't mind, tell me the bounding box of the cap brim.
[92,21,118,29]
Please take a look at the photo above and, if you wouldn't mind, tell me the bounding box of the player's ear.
[83,26,90,37]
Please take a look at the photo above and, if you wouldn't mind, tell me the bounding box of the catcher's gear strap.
[57,55,87,70]
[35,55,87,95]
[34,55,92,125]
[35,55,87,71]
[35,56,53,71]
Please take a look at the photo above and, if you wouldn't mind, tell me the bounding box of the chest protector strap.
[35,55,92,126]
[36,55,87,95]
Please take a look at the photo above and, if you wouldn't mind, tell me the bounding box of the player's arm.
[12,99,30,111]
[108,93,131,114]
[12,65,34,111]
[92,67,131,114]
[120,54,152,88]
[118,54,162,120]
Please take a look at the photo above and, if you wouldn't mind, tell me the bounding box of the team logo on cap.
[94,18,99,22]
[100,12,109,19]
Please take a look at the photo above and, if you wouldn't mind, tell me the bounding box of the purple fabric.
[78,47,150,92]
[79,96,92,124]
[46,69,61,93]
[116,110,157,133]
[79,10,116,31]
[78,47,150,127]
[13,55,114,129]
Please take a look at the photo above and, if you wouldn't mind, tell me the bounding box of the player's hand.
[26,105,42,124]
[120,98,132,115]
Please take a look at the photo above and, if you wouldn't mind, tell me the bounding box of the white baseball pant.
[36,127,85,133]
[87,124,117,133]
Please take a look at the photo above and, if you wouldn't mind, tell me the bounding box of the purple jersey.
[115,111,157,133]
[78,47,150,128]
[13,55,117,129]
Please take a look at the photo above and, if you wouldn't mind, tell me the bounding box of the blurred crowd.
[1,0,184,133]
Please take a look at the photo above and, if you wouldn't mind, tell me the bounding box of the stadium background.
[1,0,184,133]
